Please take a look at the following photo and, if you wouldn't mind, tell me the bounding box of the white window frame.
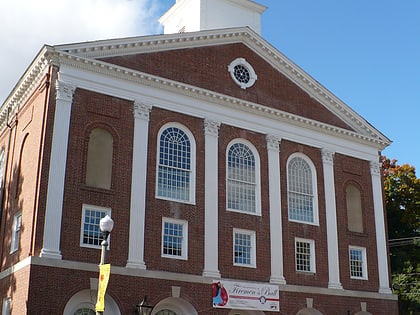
[228,58,258,89]
[161,217,188,260]
[10,212,22,253]
[226,139,261,215]
[349,246,368,280]
[156,123,196,204]
[287,153,319,225]
[80,204,111,249]
[233,228,256,268]
[295,237,316,273]
[2,297,11,315]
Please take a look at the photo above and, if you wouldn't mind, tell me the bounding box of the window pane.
[234,232,252,265]
[227,143,256,213]
[296,241,312,272]
[157,127,191,201]
[82,209,106,246]
[163,221,184,257]
[350,248,364,278]
[288,157,314,223]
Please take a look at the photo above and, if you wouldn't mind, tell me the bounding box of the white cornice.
[52,28,390,145]
[1,28,390,149]
[54,49,389,150]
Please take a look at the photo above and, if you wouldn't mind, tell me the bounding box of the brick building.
[0,0,398,314]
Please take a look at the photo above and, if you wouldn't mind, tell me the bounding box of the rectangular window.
[10,213,22,253]
[80,205,111,249]
[349,246,367,279]
[162,218,188,260]
[233,229,256,267]
[295,238,315,273]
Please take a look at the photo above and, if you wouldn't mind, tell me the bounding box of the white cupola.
[159,0,267,35]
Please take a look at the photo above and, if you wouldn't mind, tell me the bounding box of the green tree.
[382,157,420,314]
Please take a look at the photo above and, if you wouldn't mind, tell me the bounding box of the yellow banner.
[95,264,111,312]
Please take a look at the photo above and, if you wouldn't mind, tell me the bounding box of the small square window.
[10,213,22,253]
[349,246,368,279]
[162,218,188,260]
[233,229,256,267]
[80,205,111,249]
[295,238,316,273]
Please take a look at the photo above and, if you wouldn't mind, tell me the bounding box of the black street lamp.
[136,295,154,315]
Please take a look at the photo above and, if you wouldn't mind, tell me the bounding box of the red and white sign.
[212,280,280,312]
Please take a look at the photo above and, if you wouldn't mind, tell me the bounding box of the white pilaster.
[266,134,286,284]
[126,101,151,269]
[322,149,343,289]
[370,161,392,294]
[202,119,221,278]
[40,80,75,259]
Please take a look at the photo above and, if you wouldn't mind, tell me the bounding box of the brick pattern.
[102,43,353,131]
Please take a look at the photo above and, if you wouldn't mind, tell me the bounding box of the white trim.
[226,138,261,215]
[80,204,111,250]
[266,135,286,284]
[161,217,188,260]
[155,122,196,204]
[370,161,392,293]
[295,237,316,274]
[2,256,397,300]
[203,119,221,278]
[286,153,319,225]
[126,101,151,269]
[40,80,75,259]
[233,228,256,268]
[321,149,342,289]
[10,212,22,254]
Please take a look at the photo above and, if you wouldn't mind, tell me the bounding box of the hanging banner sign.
[212,280,280,312]
[96,264,111,312]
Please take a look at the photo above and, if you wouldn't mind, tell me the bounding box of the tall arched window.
[346,184,364,233]
[156,124,195,203]
[226,140,260,214]
[287,154,318,224]
[86,128,113,189]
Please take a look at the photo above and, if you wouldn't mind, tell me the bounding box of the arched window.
[156,124,195,203]
[156,310,177,315]
[74,308,95,315]
[346,184,363,233]
[86,128,113,189]
[226,140,260,214]
[287,154,318,224]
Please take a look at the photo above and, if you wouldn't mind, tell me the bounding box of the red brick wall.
[102,43,353,131]
[59,88,134,266]
[144,107,205,275]
[279,140,330,288]
[334,153,380,292]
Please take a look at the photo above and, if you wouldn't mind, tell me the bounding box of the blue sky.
[1,0,419,171]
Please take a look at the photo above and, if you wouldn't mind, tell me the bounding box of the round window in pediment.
[228,58,257,89]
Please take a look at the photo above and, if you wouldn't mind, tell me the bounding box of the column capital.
[266,134,281,151]
[204,119,220,137]
[55,80,75,102]
[370,161,382,176]
[321,149,335,165]
[133,101,152,120]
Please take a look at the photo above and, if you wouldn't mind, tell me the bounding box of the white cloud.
[0,0,169,103]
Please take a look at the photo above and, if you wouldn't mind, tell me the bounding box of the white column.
[322,149,343,289]
[266,134,286,284]
[202,119,221,278]
[370,161,392,294]
[126,101,151,269]
[40,80,75,259]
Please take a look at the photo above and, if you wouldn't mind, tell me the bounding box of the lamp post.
[136,295,154,315]
[96,215,114,315]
